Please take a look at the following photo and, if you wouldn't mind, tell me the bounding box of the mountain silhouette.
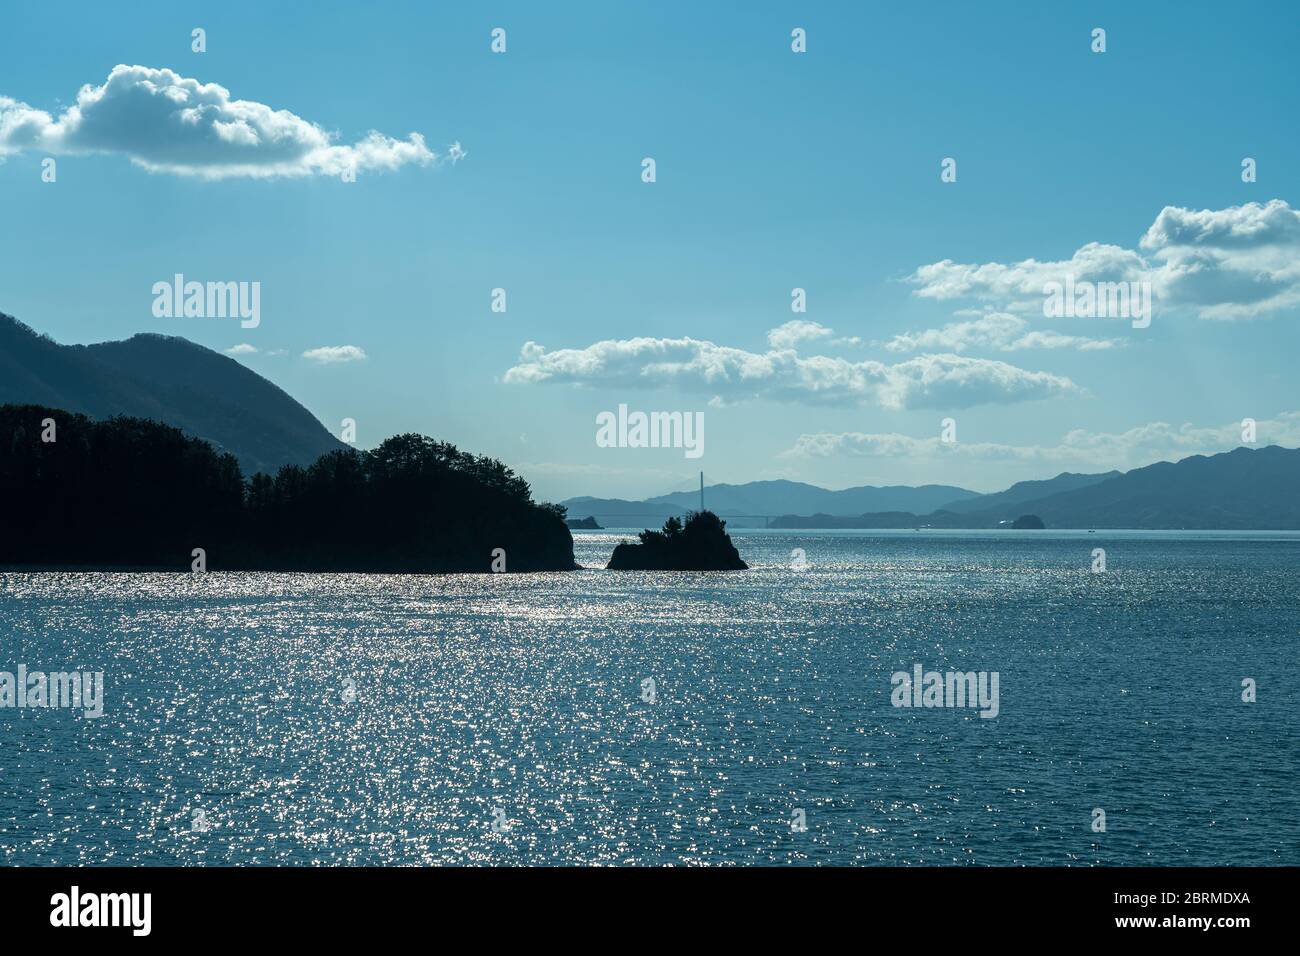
[0,312,345,476]
[987,445,1300,529]
[935,470,1119,514]
[646,479,979,515]
[562,480,978,526]
[772,445,1300,529]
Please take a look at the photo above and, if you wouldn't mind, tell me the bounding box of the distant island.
[1010,514,1045,529]
[0,404,576,573]
[607,512,748,570]
[565,515,602,529]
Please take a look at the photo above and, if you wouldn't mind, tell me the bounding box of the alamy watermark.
[596,404,704,459]
[891,664,999,718]
[152,274,260,328]
[1,665,104,718]
[50,886,151,936]
[1043,275,1151,328]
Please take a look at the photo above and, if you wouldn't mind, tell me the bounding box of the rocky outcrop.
[607,511,747,570]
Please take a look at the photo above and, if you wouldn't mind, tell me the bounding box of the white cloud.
[224,343,257,355]
[909,242,1145,310]
[1138,201,1300,318]
[504,330,1078,410]
[303,345,367,364]
[885,312,1121,353]
[782,412,1300,471]
[872,353,1079,410]
[907,200,1300,321]
[767,319,834,350]
[0,65,449,179]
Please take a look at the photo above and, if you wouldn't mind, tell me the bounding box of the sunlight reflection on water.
[1,531,1297,865]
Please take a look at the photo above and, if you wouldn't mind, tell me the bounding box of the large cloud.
[503,331,1078,410]
[907,201,1300,320]
[1138,201,1300,318]
[0,65,450,178]
[782,411,1300,470]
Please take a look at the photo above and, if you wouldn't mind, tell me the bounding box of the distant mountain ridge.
[648,479,980,516]
[561,479,979,527]
[0,311,345,476]
[993,445,1300,529]
[771,446,1300,530]
[935,470,1120,514]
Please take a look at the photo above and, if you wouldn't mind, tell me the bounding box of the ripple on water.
[1,531,1297,865]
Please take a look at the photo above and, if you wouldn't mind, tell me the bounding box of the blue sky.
[2,0,1298,500]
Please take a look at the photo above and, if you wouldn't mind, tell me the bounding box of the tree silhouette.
[0,405,576,572]
[612,510,747,570]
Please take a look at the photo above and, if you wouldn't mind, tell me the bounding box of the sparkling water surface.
[2,530,1297,866]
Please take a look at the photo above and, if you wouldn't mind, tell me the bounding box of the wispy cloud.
[781,412,1300,471]
[303,345,367,364]
[0,65,452,179]
[224,343,257,355]
[504,329,1079,410]
[884,312,1121,353]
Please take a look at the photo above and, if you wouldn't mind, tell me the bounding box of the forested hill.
[0,404,576,572]
[0,312,345,476]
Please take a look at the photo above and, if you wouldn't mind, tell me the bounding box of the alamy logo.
[596,404,704,459]
[50,886,151,936]
[891,664,1000,718]
[1043,275,1151,329]
[0,665,103,718]
[152,274,261,328]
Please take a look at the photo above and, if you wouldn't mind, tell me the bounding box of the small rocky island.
[1011,514,1046,529]
[607,511,748,570]
[565,515,602,529]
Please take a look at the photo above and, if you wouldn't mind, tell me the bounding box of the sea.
[1,529,1297,866]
